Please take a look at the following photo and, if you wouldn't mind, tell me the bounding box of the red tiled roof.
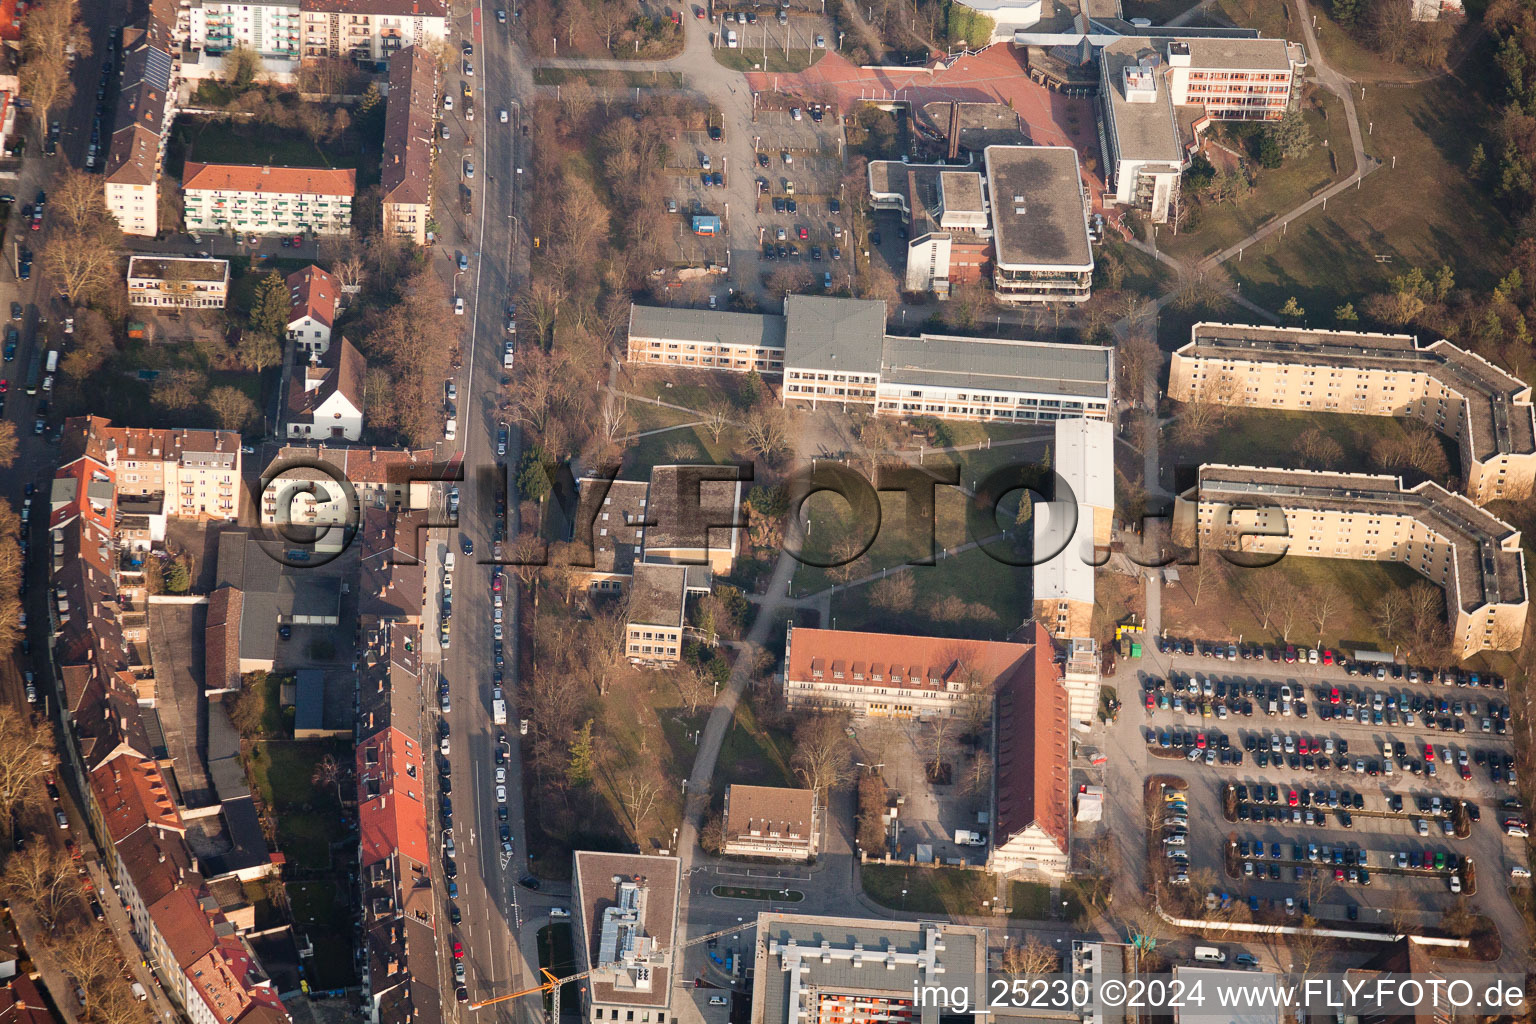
[151,888,220,969]
[285,264,340,330]
[183,162,357,197]
[90,754,186,843]
[993,623,1070,851]
[0,975,57,1024]
[356,726,429,869]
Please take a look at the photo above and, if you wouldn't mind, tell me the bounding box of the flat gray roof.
[1178,36,1292,71]
[627,562,688,628]
[940,171,985,213]
[783,296,888,374]
[629,304,786,351]
[983,146,1093,270]
[882,334,1111,398]
[1100,41,1185,164]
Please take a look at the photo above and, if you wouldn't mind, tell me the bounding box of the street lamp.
[901,888,908,910]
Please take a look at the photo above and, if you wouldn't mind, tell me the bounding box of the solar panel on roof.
[143,47,174,92]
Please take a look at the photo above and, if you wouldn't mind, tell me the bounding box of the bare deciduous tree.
[3,845,80,929]
[618,771,662,845]
[742,404,790,463]
[791,714,853,796]
[673,662,716,716]
[1309,584,1343,641]
[701,399,734,444]
[997,938,1059,979]
[0,703,55,832]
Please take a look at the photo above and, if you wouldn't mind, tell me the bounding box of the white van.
[725,28,738,46]
[444,551,456,573]
[1193,947,1226,964]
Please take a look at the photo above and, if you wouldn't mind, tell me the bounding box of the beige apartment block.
[1169,323,1536,504]
[1174,465,1529,657]
[624,563,691,667]
[720,785,819,861]
[380,46,437,246]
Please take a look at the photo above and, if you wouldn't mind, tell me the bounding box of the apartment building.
[285,337,365,440]
[105,26,178,237]
[184,0,301,59]
[1165,38,1294,121]
[262,444,436,528]
[358,507,426,624]
[1033,417,1114,640]
[60,416,243,520]
[380,46,437,245]
[46,431,290,1024]
[126,256,231,309]
[866,160,993,297]
[356,620,439,1024]
[300,0,446,62]
[720,785,819,861]
[984,146,1094,303]
[750,915,987,1024]
[286,264,341,354]
[183,162,356,237]
[1174,465,1529,656]
[1169,322,1536,503]
[626,304,787,373]
[571,853,682,1024]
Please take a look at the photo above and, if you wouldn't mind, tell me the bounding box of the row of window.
[592,1009,665,1022]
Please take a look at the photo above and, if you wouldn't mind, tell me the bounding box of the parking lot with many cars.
[1111,635,1530,937]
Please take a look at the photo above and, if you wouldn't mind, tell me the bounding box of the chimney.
[159,849,166,863]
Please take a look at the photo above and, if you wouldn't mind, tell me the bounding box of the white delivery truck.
[1193,947,1227,963]
[954,829,987,846]
[492,686,507,725]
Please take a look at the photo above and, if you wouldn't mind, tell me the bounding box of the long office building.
[627,297,1112,425]
[1168,322,1536,504]
[183,162,356,237]
[1174,465,1529,656]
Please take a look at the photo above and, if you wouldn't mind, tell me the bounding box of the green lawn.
[862,864,995,916]
[1010,880,1085,921]
[174,120,335,173]
[246,739,349,870]
[711,885,805,901]
[717,702,797,791]
[628,401,706,434]
[1164,406,1462,484]
[1161,100,1350,265]
[818,545,1034,641]
[713,47,825,73]
[620,420,744,477]
[1225,77,1510,314]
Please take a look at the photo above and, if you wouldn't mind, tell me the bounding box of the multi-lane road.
[424,2,550,1020]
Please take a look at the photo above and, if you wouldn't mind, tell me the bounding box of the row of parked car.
[1161,786,1191,886]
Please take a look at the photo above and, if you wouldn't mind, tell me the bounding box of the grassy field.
[247,739,349,869]
[1163,406,1462,485]
[862,864,994,916]
[713,46,825,73]
[816,546,1035,641]
[1123,0,1208,23]
[172,120,333,173]
[716,702,797,791]
[1225,77,1511,314]
[1160,556,1429,652]
[1010,880,1085,921]
[532,67,687,87]
[1161,94,1353,264]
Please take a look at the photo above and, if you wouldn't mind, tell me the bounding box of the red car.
[453,941,464,959]
[1287,789,1299,807]
[1321,649,1334,666]
[695,4,704,15]
[1298,738,1309,755]
[1145,692,1155,709]
[292,235,303,247]
[492,573,503,593]
[1329,687,1341,705]
[1195,732,1206,749]
[0,379,7,393]
[1424,744,1435,762]
[797,226,808,240]
[1284,645,1297,663]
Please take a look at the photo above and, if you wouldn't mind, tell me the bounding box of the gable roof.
[285,265,341,330]
[183,162,357,197]
[381,46,438,208]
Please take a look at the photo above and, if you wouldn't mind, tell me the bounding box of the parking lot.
[1115,638,1530,938]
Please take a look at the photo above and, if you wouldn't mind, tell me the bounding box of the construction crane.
[468,919,760,1015]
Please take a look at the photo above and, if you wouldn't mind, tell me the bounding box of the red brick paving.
[748,44,1111,213]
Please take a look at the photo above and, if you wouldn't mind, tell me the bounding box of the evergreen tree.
[249,272,291,339]
[569,720,596,786]
[738,368,764,406]
[1332,0,1361,29]
[1280,296,1306,320]
[1333,302,1358,323]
